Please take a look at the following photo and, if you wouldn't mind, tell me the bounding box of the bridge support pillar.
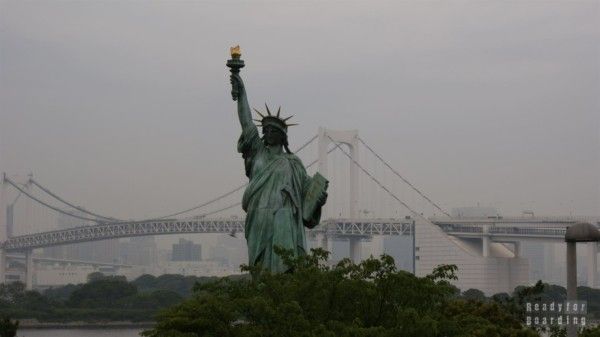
[0,249,5,285]
[370,235,384,258]
[0,174,6,285]
[482,237,490,257]
[588,242,598,288]
[513,241,521,257]
[25,249,33,290]
[315,232,331,253]
[482,225,490,257]
[349,238,361,263]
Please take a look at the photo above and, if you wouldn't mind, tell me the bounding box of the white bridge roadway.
[2,216,596,252]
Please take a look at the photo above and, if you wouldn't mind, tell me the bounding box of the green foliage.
[0,275,196,322]
[0,317,19,337]
[1,259,599,335]
[120,290,184,309]
[87,271,106,283]
[44,283,81,302]
[133,274,236,297]
[0,282,26,306]
[462,289,486,301]
[580,325,600,337]
[144,247,538,337]
[438,299,538,337]
[0,282,59,313]
[577,286,600,319]
[0,272,252,323]
[548,325,566,337]
[68,276,137,308]
[133,274,158,289]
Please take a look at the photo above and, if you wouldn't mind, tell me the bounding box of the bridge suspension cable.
[358,137,452,218]
[28,178,122,222]
[8,179,27,205]
[2,134,322,224]
[294,134,318,154]
[198,201,243,218]
[127,134,321,221]
[152,183,247,220]
[189,142,338,219]
[3,177,106,223]
[327,135,430,222]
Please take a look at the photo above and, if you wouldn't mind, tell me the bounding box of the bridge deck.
[2,216,596,252]
[1,218,413,251]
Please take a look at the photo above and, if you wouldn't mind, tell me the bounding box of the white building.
[35,264,96,287]
[415,217,529,295]
[157,261,238,277]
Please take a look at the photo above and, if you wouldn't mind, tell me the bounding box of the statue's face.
[262,125,286,146]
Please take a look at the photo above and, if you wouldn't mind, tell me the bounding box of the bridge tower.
[317,127,359,218]
[0,174,7,284]
[317,128,367,262]
[0,175,35,289]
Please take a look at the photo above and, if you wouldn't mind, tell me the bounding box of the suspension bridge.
[1,128,597,294]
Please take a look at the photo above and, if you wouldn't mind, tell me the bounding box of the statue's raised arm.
[230,73,254,131]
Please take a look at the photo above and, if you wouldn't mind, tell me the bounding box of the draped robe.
[238,126,321,273]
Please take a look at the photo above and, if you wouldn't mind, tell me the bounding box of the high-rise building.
[120,237,158,266]
[172,238,202,262]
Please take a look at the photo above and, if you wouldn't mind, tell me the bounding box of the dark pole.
[564,222,600,337]
[412,219,416,274]
[566,241,577,337]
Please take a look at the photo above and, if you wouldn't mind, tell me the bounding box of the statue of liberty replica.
[227,46,328,273]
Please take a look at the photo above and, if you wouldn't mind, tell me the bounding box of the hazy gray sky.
[1,1,599,221]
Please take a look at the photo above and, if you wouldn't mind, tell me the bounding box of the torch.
[226,45,245,101]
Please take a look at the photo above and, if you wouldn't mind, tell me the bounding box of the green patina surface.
[228,52,327,273]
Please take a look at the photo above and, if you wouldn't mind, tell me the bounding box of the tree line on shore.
[0,272,243,322]
[1,251,600,336]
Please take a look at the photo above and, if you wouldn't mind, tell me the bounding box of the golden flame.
[230,45,241,57]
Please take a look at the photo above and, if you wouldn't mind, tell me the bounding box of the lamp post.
[564,222,600,337]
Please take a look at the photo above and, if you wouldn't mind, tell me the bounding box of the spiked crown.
[253,104,297,134]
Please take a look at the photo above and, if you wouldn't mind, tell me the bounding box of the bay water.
[17,328,143,337]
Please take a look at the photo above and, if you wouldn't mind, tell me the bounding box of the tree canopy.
[143,247,539,337]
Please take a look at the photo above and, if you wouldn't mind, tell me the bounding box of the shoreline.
[18,320,154,329]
